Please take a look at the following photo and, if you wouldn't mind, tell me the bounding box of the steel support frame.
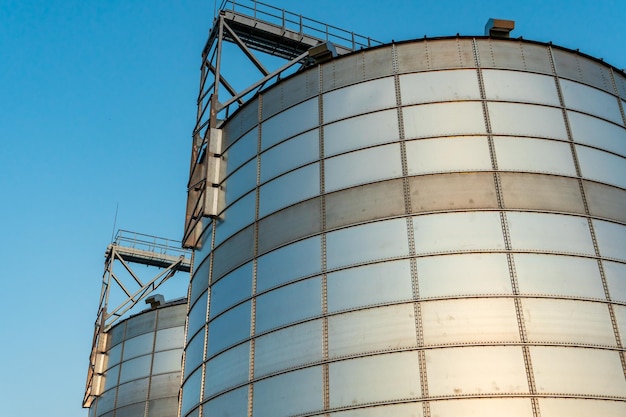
[183,12,310,248]
[83,233,191,408]
[100,245,187,327]
[183,0,382,249]
[183,2,382,248]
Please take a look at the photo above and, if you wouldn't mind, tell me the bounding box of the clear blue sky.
[0,1,624,416]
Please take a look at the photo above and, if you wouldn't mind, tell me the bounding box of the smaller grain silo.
[87,299,187,417]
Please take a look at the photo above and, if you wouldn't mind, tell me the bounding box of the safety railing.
[218,0,382,51]
[113,229,189,259]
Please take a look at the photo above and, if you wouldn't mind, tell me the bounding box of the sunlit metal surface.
[183,34,626,417]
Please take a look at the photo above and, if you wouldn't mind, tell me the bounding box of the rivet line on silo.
[473,37,541,417]
[198,308,209,416]
[179,285,191,417]
[318,63,330,414]
[424,39,432,71]
[548,45,626,380]
[198,218,216,417]
[607,68,626,368]
[144,312,159,417]
[392,42,431,415]
[456,37,464,67]
[609,67,626,131]
[246,93,264,417]
[519,40,528,71]
[360,50,366,81]
[487,38,496,68]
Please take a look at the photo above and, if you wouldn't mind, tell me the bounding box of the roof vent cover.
[485,18,515,38]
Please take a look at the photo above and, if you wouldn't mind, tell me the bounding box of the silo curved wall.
[89,301,186,417]
[182,37,626,417]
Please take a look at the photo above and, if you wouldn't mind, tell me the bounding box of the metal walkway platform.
[211,5,361,59]
[105,230,191,272]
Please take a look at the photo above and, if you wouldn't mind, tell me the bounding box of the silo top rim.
[215,35,625,130]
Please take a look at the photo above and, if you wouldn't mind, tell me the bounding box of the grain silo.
[86,299,187,417]
[180,3,626,416]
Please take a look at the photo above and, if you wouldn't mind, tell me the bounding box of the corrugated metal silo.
[182,7,626,417]
[88,300,186,417]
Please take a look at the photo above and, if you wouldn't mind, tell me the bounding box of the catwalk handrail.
[217,0,382,50]
[113,229,189,258]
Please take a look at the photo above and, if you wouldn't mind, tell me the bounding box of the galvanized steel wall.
[182,37,626,417]
[89,301,186,417]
